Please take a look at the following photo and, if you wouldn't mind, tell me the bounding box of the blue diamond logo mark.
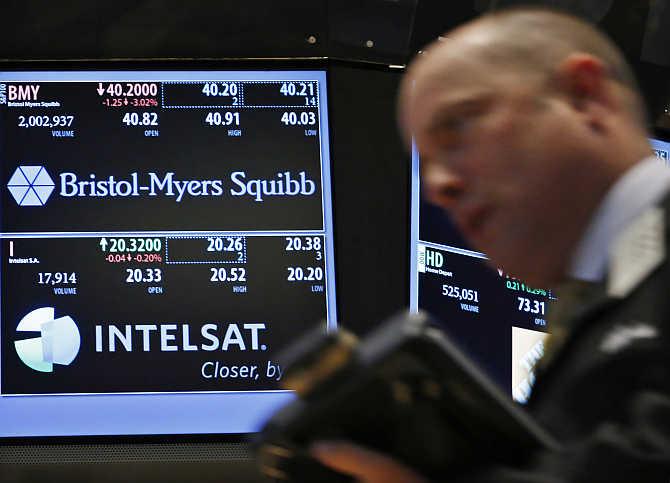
[7,166,55,206]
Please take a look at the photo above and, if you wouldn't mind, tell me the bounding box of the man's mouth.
[454,203,492,241]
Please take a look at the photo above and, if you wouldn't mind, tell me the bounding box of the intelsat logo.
[7,166,55,206]
[14,307,81,373]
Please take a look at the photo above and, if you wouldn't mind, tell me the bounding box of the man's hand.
[311,441,428,483]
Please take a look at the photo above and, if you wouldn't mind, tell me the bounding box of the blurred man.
[312,7,670,482]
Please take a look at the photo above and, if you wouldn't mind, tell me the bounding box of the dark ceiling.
[1,1,668,66]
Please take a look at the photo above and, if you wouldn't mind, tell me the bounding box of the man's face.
[405,46,595,285]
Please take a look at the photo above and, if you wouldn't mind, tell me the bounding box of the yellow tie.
[540,279,603,370]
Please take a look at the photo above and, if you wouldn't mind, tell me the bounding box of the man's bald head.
[455,8,638,89]
[400,7,647,140]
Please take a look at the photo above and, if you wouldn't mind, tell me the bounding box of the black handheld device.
[255,311,560,481]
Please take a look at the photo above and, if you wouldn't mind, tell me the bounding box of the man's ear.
[556,52,614,116]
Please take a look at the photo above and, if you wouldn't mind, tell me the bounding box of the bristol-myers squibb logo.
[14,307,81,373]
[7,166,317,206]
[7,166,55,206]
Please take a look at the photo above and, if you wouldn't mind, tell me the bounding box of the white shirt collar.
[569,156,670,282]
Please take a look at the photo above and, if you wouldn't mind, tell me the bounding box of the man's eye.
[432,116,472,140]
[434,124,465,148]
[443,117,467,131]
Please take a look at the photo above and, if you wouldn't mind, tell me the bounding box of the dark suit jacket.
[460,196,670,482]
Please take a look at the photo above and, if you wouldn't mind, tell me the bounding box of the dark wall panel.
[0,1,329,59]
[328,64,409,335]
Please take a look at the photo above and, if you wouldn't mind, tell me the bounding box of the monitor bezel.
[0,57,338,445]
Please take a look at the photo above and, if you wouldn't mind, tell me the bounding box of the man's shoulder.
[530,209,670,438]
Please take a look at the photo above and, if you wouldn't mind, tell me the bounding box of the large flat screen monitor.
[0,68,336,438]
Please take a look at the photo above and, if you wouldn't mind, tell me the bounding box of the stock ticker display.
[0,70,336,436]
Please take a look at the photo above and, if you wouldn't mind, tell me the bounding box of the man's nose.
[422,162,464,210]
